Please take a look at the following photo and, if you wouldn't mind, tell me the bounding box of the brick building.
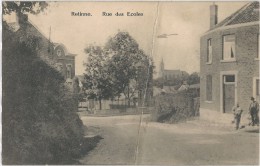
[53,43,76,86]
[200,2,259,122]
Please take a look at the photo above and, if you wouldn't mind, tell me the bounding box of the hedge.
[151,89,200,123]
[2,21,85,164]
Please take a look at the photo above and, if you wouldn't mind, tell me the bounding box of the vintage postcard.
[2,1,259,165]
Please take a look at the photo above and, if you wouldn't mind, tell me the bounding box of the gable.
[210,1,259,32]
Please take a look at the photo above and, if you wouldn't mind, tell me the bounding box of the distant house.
[53,43,76,86]
[200,2,259,122]
[158,58,188,80]
[6,13,76,88]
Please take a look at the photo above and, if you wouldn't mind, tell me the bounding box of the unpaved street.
[79,115,259,165]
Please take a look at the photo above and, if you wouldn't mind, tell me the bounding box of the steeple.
[160,58,164,70]
[159,57,164,78]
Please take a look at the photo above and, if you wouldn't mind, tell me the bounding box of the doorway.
[222,74,236,113]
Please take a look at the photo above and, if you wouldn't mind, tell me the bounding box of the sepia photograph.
[2,1,259,165]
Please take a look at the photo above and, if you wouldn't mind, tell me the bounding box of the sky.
[9,1,248,76]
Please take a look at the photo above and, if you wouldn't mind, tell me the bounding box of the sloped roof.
[210,1,259,31]
[189,83,200,89]
[178,84,189,91]
[28,17,76,57]
[163,86,177,93]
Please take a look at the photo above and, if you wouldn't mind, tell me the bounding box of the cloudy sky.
[25,1,248,76]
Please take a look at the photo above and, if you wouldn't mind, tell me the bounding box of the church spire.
[160,57,164,70]
[159,57,164,78]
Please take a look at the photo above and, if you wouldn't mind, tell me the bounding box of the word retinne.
[71,12,92,16]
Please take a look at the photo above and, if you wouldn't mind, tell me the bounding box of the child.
[232,103,243,130]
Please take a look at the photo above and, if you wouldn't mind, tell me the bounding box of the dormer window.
[57,49,62,56]
[222,35,235,61]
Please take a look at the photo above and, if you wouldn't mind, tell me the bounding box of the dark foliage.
[83,32,154,108]
[2,22,85,164]
[151,89,200,123]
[153,72,200,87]
[3,1,48,15]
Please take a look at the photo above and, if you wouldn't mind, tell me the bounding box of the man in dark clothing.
[249,97,259,126]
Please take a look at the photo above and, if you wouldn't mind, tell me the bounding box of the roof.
[209,1,259,32]
[189,83,200,89]
[163,86,177,93]
[53,43,77,57]
[29,17,76,57]
[164,69,182,75]
[178,84,189,91]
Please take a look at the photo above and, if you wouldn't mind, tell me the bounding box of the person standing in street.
[249,97,259,126]
[232,103,243,130]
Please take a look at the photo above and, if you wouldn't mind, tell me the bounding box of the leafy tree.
[153,77,164,88]
[187,72,200,85]
[83,45,113,110]
[105,32,153,106]
[3,1,48,15]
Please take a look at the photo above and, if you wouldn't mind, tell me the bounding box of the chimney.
[210,4,218,29]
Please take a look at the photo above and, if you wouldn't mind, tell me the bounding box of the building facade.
[53,43,76,86]
[200,2,259,122]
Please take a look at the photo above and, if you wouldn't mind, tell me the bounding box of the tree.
[83,45,113,110]
[187,72,200,85]
[105,32,153,106]
[3,2,48,15]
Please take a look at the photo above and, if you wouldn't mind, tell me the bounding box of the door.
[223,75,235,113]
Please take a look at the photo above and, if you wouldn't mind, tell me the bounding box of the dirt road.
[79,115,259,165]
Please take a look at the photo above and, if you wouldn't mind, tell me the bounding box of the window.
[256,79,259,96]
[256,34,260,59]
[223,35,235,60]
[57,49,62,56]
[206,75,212,101]
[224,75,235,83]
[207,39,212,63]
[66,64,72,79]
[55,63,63,72]
[254,78,260,97]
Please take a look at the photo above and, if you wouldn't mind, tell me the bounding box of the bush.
[151,89,199,123]
[2,22,85,164]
